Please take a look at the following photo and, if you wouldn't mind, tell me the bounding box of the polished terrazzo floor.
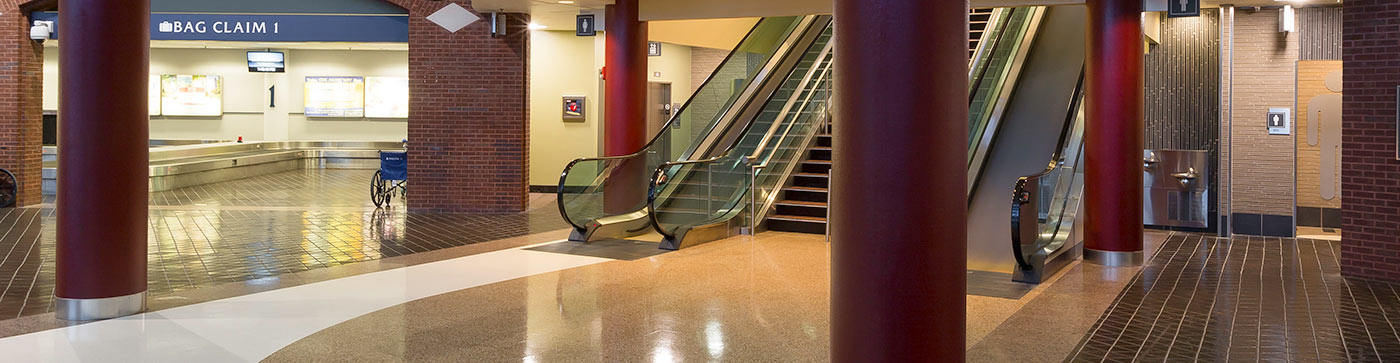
[262,232,1172,362]
[0,169,568,320]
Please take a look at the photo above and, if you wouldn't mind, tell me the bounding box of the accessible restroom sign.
[1267,108,1291,135]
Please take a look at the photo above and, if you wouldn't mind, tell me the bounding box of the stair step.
[793,172,829,178]
[810,146,832,151]
[776,200,827,207]
[768,214,827,223]
[802,160,832,165]
[785,186,828,193]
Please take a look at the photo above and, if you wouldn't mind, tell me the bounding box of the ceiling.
[473,0,1342,28]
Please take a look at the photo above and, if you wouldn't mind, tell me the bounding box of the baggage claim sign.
[32,12,409,43]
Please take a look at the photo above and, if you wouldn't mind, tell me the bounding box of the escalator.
[556,16,831,243]
[1012,78,1086,283]
[646,24,834,250]
[966,5,1087,280]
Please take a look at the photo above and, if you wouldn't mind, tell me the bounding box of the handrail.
[555,16,815,231]
[747,38,837,162]
[1010,70,1086,271]
[968,8,1011,91]
[682,16,824,160]
[649,54,833,188]
[646,37,836,239]
[750,109,831,233]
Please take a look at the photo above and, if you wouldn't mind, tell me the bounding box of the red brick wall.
[0,0,49,207]
[382,0,530,213]
[1341,0,1400,282]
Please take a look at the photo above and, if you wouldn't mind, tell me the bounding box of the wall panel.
[1299,7,1342,61]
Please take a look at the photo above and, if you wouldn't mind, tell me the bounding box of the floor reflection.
[0,169,568,320]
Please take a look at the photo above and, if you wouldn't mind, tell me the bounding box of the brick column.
[382,0,529,213]
[0,0,50,207]
[1341,0,1400,283]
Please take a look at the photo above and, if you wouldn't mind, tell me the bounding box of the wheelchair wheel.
[371,171,387,207]
[0,168,15,208]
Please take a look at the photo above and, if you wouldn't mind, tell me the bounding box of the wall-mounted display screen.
[304,76,365,117]
[160,74,223,116]
[247,51,285,73]
[365,76,408,118]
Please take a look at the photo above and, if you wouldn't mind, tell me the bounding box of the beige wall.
[526,30,698,186]
[1227,8,1298,217]
[44,47,409,142]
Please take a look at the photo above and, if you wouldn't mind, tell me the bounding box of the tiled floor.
[1066,234,1400,362]
[0,169,569,320]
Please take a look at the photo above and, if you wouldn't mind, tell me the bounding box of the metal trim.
[1083,248,1145,267]
[56,290,146,321]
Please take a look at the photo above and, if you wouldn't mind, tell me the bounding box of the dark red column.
[55,0,150,320]
[603,0,647,213]
[831,1,967,361]
[1083,0,1145,266]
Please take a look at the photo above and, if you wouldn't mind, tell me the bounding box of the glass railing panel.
[968,8,1014,88]
[1036,95,1086,255]
[1015,92,1085,265]
[649,35,834,239]
[558,16,805,230]
[968,8,1035,164]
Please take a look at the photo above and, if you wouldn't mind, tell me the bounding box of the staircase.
[765,128,832,234]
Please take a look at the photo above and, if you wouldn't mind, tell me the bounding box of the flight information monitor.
[247,51,285,73]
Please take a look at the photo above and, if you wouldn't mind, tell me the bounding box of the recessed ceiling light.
[558,1,575,4]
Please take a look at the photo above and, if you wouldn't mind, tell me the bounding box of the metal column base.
[1084,248,1144,267]
[55,291,147,321]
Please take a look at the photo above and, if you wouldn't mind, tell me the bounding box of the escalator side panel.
[967,5,1087,274]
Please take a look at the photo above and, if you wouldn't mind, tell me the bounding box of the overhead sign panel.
[33,12,408,42]
[1167,0,1200,18]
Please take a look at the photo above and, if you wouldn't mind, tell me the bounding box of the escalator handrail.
[646,58,835,239]
[555,16,815,231]
[1010,70,1086,271]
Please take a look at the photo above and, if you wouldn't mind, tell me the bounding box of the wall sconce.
[1280,5,1295,33]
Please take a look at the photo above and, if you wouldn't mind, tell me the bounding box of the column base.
[1084,248,1144,267]
[55,291,146,321]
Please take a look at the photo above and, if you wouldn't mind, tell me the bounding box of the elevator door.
[647,83,673,161]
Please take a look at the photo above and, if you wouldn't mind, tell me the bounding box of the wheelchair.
[371,151,407,208]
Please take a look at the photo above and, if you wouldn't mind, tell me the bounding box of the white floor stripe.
[0,242,609,363]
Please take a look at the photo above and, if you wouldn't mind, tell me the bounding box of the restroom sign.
[1168,0,1200,18]
[576,14,596,36]
[1267,108,1291,135]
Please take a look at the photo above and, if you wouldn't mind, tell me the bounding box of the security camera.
[30,21,53,43]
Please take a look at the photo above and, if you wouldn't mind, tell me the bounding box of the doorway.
[647,82,674,160]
